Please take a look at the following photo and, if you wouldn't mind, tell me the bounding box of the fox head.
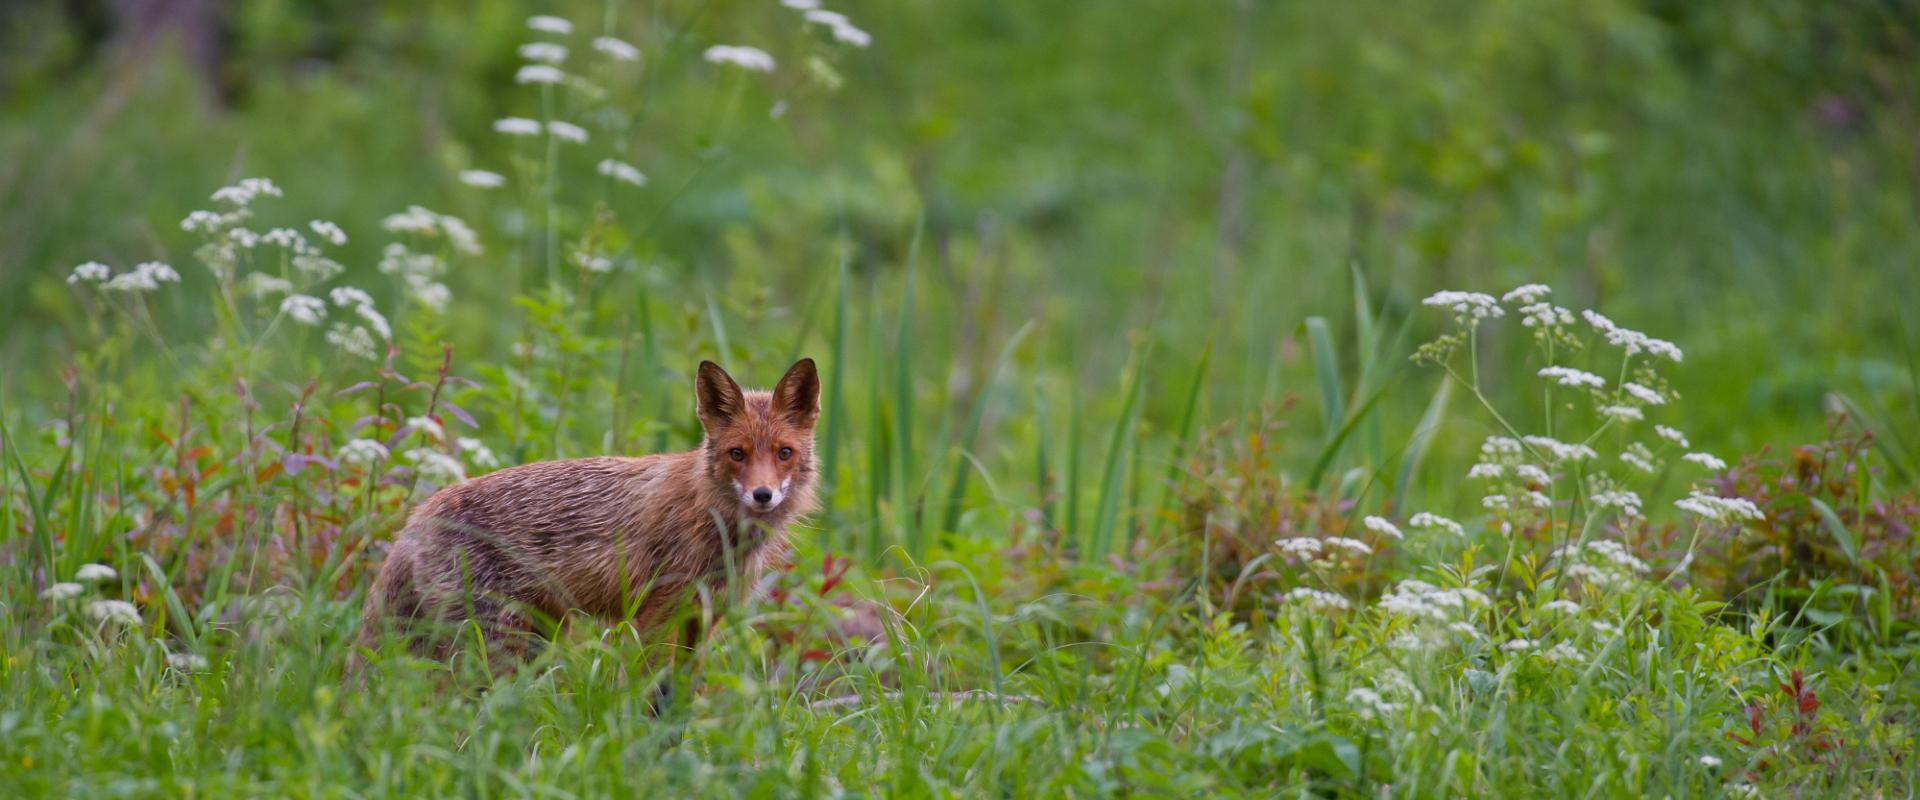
[695,358,821,519]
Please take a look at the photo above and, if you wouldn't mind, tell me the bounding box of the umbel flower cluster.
[1276,284,1767,711]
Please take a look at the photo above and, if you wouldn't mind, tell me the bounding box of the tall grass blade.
[1391,374,1452,513]
[1151,340,1211,540]
[1089,349,1147,558]
[940,320,1034,538]
[820,241,852,521]
[893,213,923,555]
[1306,316,1343,444]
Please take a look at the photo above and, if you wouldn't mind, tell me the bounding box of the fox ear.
[771,358,821,428]
[696,360,745,431]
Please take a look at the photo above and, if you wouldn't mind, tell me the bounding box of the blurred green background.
[3,0,1917,481]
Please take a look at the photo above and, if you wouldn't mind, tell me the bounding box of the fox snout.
[742,480,787,512]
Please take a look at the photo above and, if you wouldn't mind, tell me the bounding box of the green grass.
[3,0,1920,796]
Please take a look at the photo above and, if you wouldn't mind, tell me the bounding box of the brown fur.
[358,359,822,670]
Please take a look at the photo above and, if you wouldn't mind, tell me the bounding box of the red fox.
[358,358,821,670]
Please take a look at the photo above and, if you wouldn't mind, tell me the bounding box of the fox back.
[359,358,822,667]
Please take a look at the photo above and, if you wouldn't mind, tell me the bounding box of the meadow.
[2,0,1918,796]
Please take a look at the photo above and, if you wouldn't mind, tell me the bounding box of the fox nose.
[752,487,773,504]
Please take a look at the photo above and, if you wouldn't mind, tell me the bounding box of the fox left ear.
[771,358,821,428]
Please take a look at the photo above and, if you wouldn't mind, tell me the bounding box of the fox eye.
[729,447,746,462]
[778,447,794,461]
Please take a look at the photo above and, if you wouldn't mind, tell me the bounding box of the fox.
[357,358,821,672]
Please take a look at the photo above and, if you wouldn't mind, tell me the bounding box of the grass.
[3,0,1920,796]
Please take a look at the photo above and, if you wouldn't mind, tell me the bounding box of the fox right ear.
[695,360,744,431]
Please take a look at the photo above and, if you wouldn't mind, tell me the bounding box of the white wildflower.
[1523,490,1553,509]
[1591,620,1620,635]
[1286,587,1350,612]
[1542,599,1582,614]
[1683,452,1728,471]
[1514,464,1552,485]
[104,262,178,292]
[1276,538,1323,558]
[703,44,776,72]
[782,0,821,8]
[518,42,568,64]
[1600,404,1644,423]
[1323,537,1373,557]
[1345,687,1401,720]
[406,415,445,442]
[292,254,343,280]
[1467,463,1504,479]
[210,177,281,206]
[1584,310,1684,362]
[42,582,85,601]
[75,563,117,582]
[1523,436,1597,462]
[459,169,506,188]
[141,262,180,283]
[516,64,566,85]
[1655,425,1690,448]
[803,9,850,26]
[67,261,111,284]
[1699,755,1722,769]
[1623,382,1665,405]
[1518,302,1575,329]
[245,273,293,298]
[1421,290,1504,323]
[329,286,373,308]
[406,450,467,485]
[261,227,308,251]
[458,437,499,469]
[1482,495,1511,511]
[180,210,227,232]
[87,599,142,625]
[1563,563,1614,587]
[1446,621,1480,637]
[409,280,452,313]
[337,438,390,468]
[573,252,613,273]
[1542,641,1582,663]
[383,207,483,255]
[167,652,211,672]
[1644,338,1683,362]
[592,36,640,61]
[325,324,380,359]
[1674,492,1763,523]
[1502,284,1552,304]
[1557,540,1650,575]
[1501,639,1535,652]
[494,117,544,136]
[1620,450,1657,474]
[1407,512,1463,537]
[1537,366,1606,389]
[547,120,589,143]
[596,158,647,186]
[1378,580,1489,622]
[1363,516,1403,540]
[308,220,347,247]
[1481,436,1524,457]
[526,15,573,35]
[356,304,392,340]
[802,11,871,46]
[280,294,327,325]
[1591,490,1643,518]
